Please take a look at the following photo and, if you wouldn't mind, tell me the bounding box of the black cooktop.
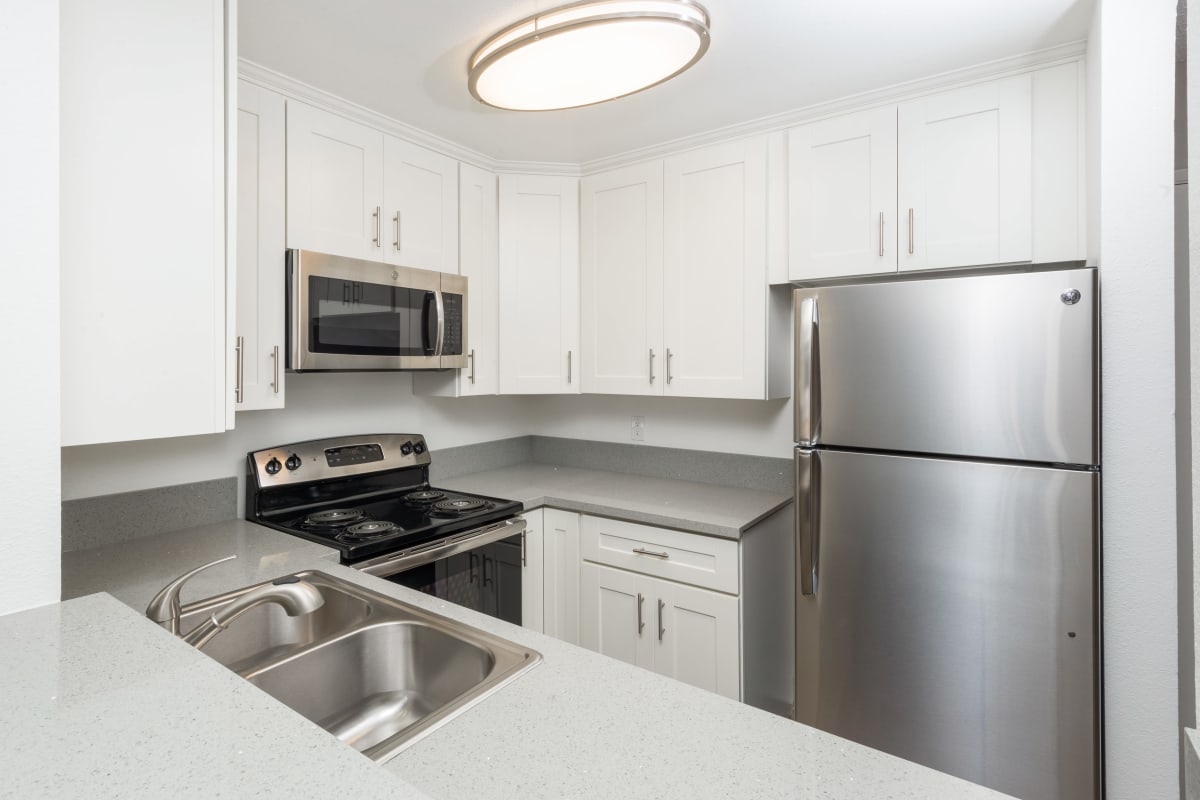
[246,434,525,562]
[257,484,523,562]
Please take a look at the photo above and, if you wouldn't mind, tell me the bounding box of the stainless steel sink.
[179,570,541,760]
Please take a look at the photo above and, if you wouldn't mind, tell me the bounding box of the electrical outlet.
[631,416,646,442]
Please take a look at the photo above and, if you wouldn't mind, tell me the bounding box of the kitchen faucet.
[146,555,325,649]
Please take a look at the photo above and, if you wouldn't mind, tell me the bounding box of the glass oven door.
[385,534,523,626]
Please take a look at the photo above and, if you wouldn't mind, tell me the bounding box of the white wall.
[61,373,535,512]
[0,1,61,614]
[1095,1,1181,798]
[1189,0,1200,755]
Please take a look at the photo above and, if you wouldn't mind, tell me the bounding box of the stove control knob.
[285,453,302,471]
[413,441,426,455]
[400,441,414,456]
[264,457,282,476]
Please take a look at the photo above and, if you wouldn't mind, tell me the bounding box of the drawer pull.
[633,547,669,560]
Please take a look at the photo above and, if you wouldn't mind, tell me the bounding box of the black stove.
[245,434,524,563]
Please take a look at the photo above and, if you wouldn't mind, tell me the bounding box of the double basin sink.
[178,570,541,762]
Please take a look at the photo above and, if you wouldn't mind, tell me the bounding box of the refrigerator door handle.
[796,448,821,596]
[794,294,820,445]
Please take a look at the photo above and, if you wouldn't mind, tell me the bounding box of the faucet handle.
[146,554,237,635]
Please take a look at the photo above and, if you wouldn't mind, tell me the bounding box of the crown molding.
[581,40,1087,173]
[241,39,1086,178]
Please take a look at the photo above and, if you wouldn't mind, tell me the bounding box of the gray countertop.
[440,462,792,538]
[51,519,1015,800]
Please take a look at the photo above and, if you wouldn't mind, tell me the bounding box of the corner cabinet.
[61,0,231,446]
[414,163,500,397]
[580,137,790,400]
[286,101,458,272]
[788,62,1085,281]
[235,81,286,411]
[498,174,581,394]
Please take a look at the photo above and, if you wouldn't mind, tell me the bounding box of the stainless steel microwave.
[286,249,466,372]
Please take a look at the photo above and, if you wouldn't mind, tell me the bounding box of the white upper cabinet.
[498,174,581,394]
[285,101,384,261]
[235,81,286,412]
[663,137,774,400]
[788,106,898,280]
[580,161,665,395]
[61,0,230,446]
[898,74,1032,271]
[382,137,458,271]
[414,163,500,397]
[789,63,1083,281]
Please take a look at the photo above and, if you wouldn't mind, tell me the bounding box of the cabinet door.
[788,106,897,280]
[580,162,665,395]
[498,174,581,394]
[235,81,286,411]
[663,137,768,399]
[651,578,741,700]
[898,75,1032,270]
[411,163,499,398]
[581,563,653,668]
[382,136,458,271]
[285,101,384,260]
[521,510,545,633]
[543,509,581,645]
[61,0,228,446]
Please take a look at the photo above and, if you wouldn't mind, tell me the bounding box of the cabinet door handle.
[637,592,645,636]
[270,345,280,394]
[234,336,244,404]
[666,348,674,385]
[392,211,400,251]
[468,349,476,384]
[648,348,656,384]
[372,206,381,248]
[632,547,669,560]
[879,212,884,257]
[907,207,914,255]
[657,598,665,642]
[520,530,526,567]
[567,350,573,384]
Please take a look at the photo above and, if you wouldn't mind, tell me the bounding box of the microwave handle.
[433,290,445,357]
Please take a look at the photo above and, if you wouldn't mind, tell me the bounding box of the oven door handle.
[354,517,528,578]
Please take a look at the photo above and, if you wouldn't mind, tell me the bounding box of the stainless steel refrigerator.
[792,266,1099,800]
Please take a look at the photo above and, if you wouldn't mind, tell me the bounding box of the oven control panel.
[249,434,431,488]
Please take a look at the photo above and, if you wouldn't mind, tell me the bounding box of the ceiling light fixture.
[468,0,711,112]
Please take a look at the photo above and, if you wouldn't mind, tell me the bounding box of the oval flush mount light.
[469,0,711,112]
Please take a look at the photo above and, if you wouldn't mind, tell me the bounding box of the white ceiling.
[239,0,1095,165]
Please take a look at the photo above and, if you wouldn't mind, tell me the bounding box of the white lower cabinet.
[581,563,740,700]
[521,509,580,642]
[579,515,741,700]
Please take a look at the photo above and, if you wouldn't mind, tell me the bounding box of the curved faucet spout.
[181,576,325,650]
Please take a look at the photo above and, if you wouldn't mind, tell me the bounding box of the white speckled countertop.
[53,519,1015,800]
[439,463,792,538]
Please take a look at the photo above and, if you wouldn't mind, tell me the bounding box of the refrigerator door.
[795,448,1098,800]
[794,267,1097,465]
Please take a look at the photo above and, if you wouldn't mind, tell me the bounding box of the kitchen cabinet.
[413,163,500,397]
[286,101,458,272]
[235,81,286,411]
[61,0,231,446]
[286,101,384,261]
[498,174,581,394]
[789,63,1084,280]
[581,137,790,400]
[579,515,741,700]
[519,508,581,643]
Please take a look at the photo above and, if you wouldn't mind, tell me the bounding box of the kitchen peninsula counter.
[49,519,1016,800]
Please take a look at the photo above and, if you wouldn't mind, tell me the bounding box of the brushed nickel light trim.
[469,0,710,111]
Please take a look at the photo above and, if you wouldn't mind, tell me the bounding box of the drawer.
[580,515,739,595]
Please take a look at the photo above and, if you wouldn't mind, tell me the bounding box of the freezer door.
[795,448,1097,800]
[794,267,1097,465]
